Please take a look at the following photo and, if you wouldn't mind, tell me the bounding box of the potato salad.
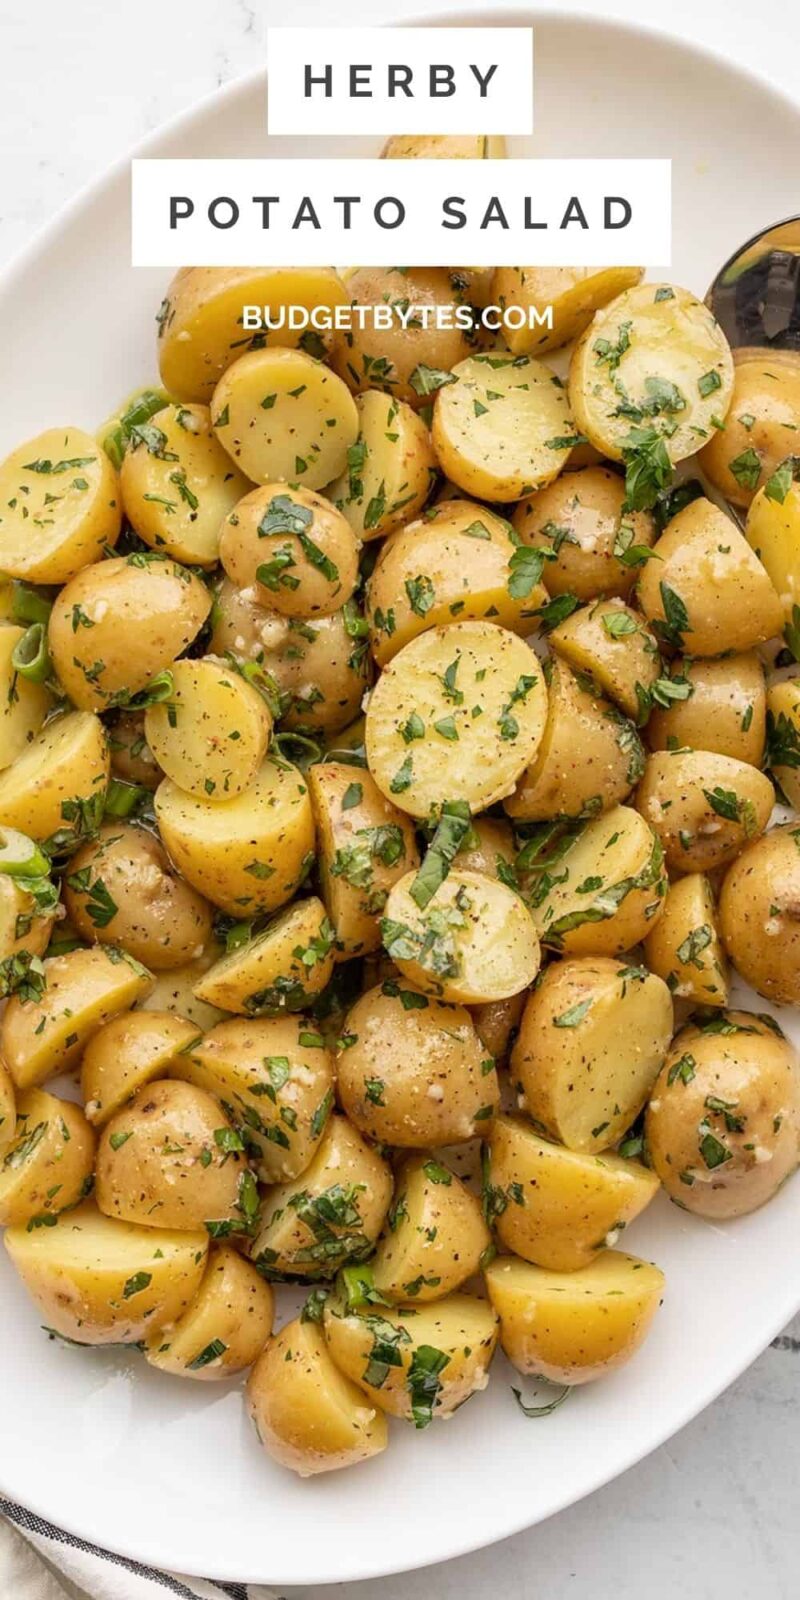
[1,132,800,1482]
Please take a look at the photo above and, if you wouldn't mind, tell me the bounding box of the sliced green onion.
[0,828,50,878]
[122,668,174,710]
[11,582,53,627]
[102,388,170,468]
[272,731,323,770]
[11,624,50,683]
[103,779,150,818]
[323,743,368,769]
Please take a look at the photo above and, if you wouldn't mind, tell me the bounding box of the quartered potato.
[719,825,800,1004]
[637,498,783,656]
[0,427,121,582]
[212,348,358,489]
[644,873,728,1006]
[528,804,667,955]
[492,266,643,357]
[511,956,673,1153]
[745,468,800,628]
[365,621,548,819]
[0,624,54,770]
[0,1088,95,1227]
[485,1250,665,1385]
[327,390,436,541]
[250,1113,392,1279]
[371,1153,491,1302]
[309,761,420,957]
[646,1011,800,1217]
[512,464,656,600]
[699,356,800,508]
[549,598,661,721]
[81,1009,201,1126]
[0,709,109,842]
[157,265,349,402]
[120,402,251,566]
[766,680,800,807]
[635,749,774,874]
[568,282,734,462]
[336,981,498,1147]
[247,1317,388,1477]
[144,656,271,800]
[366,499,546,665]
[432,353,576,502]
[1,945,153,1089]
[331,267,478,411]
[382,866,540,1004]
[505,656,645,821]
[647,652,766,767]
[219,483,360,618]
[144,1245,274,1380]
[172,1014,335,1184]
[192,896,335,1014]
[323,1292,498,1421]
[63,822,213,970]
[487,1115,660,1271]
[96,1079,247,1232]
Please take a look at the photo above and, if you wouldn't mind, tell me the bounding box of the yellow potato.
[309,761,420,957]
[487,1114,660,1271]
[96,1078,248,1232]
[699,356,800,507]
[331,267,478,412]
[505,656,645,821]
[323,1292,498,1421]
[511,956,672,1152]
[0,710,109,843]
[0,1089,95,1227]
[456,816,516,880]
[528,804,667,956]
[511,464,656,600]
[365,621,547,819]
[366,499,547,666]
[4,1200,208,1344]
[81,1010,201,1126]
[766,678,800,808]
[382,134,505,158]
[550,599,661,721]
[0,1060,15,1160]
[647,652,766,767]
[0,624,54,771]
[745,471,800,628]
[719,824,800,1004]
[644,874,728,1006]
[637,498,783,656]
[48,555,212,713]
[645,1011,800,1218]
[247,1317,388,1477]
[485,1250,665,1384]
[219,482,359,618]
[63,822,213,970]
[108,710,162,789]
[382,867,540,1004]
[119,402,251,566]
[250,1113,392,1278]
[154,755,315,917]
[635,749,774,874]
[0,872,57,965]
[0,427,121,582]
[172,1014,334,1184]
[138,951,227,1033]
[144,1244,274,1379]
[371,1153,490,1302]
[327,390,436,541]
[212,348,358,490]
[431,353,576,502]
[2,945,153,1090]
[492,266,644,357]
[157,266,349,402]
[144,656,270,801]
[336,981,498,1147]
[473,990,526,1063]
[193,897,335,1014]
[568,283,733,462]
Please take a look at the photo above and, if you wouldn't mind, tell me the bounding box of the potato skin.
[309,761,420,958]
[322,1293,499,1420]
[371,1153,491,1303]
[699,356,800,507]
[719,825,800,1004]
[96,1079,248,1232]
[635,749,774,874]
[250,1114,392,1279]
[645,1012,800,1218]
[81,1010,201,1127]
[505,656,645,821]
[332,267,477,411]
[637,498,783,655]
[64,822,212,971]
[512,466,655,599]
[644,873,728,1006]
[647,652,766,766]
[0,1061,15,1161]
[337,982,499,1147]
[144,1245,274,1380]
[0,1089,95,1227]
[0,427,121,583]
[745,475,800,629]
[766,679,800,808]
[247,1317,388,1477]
[109,711,162,790]
[219,483,359,619]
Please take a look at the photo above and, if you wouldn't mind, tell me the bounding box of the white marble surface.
[1,1,799,1595]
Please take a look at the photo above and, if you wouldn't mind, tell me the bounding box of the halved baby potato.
[212,348,358,489]
[568,282,734,462]
[323,1292,498,1422]
[63,822,213,971]
[95,1079,247,1232]
[219,483,360,618]
[637,498,784,656]
[4,1200,208,1344]
[0,624,54,771]
[528,804,667,956]
[719,825,800,1005]
[365,621,548,819]
[81,1010,201,1127]
[643,873,728,1006]
[549,599,661,721]
[0,1089,95,1227]
[327,390,436,541]
[505,656,645,821]
[635,749,774,874]
[144,655,271,801]
[144,1244,274,1380]
[766,679,800,807]
[382,866,540,1004]
[487,1114,660,1271]
[745,469,800,629]
[2,945,153,1089]
[647,652,766,767]
[492,266,643,356]
[193,897,335,1014]
[432,353,576,502]
[0,427,121,582]
[0,709,109,842]
[120,402,251,567]
[485,1250,665,1385]
[371,1152,490,1303]
[247,1317,388,1477]
[511,956,672,1153]
[511,464,656,600]
[699,355,800,508]
[309,762,420,958]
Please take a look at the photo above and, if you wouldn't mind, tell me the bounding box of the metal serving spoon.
[706,216,800,358]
